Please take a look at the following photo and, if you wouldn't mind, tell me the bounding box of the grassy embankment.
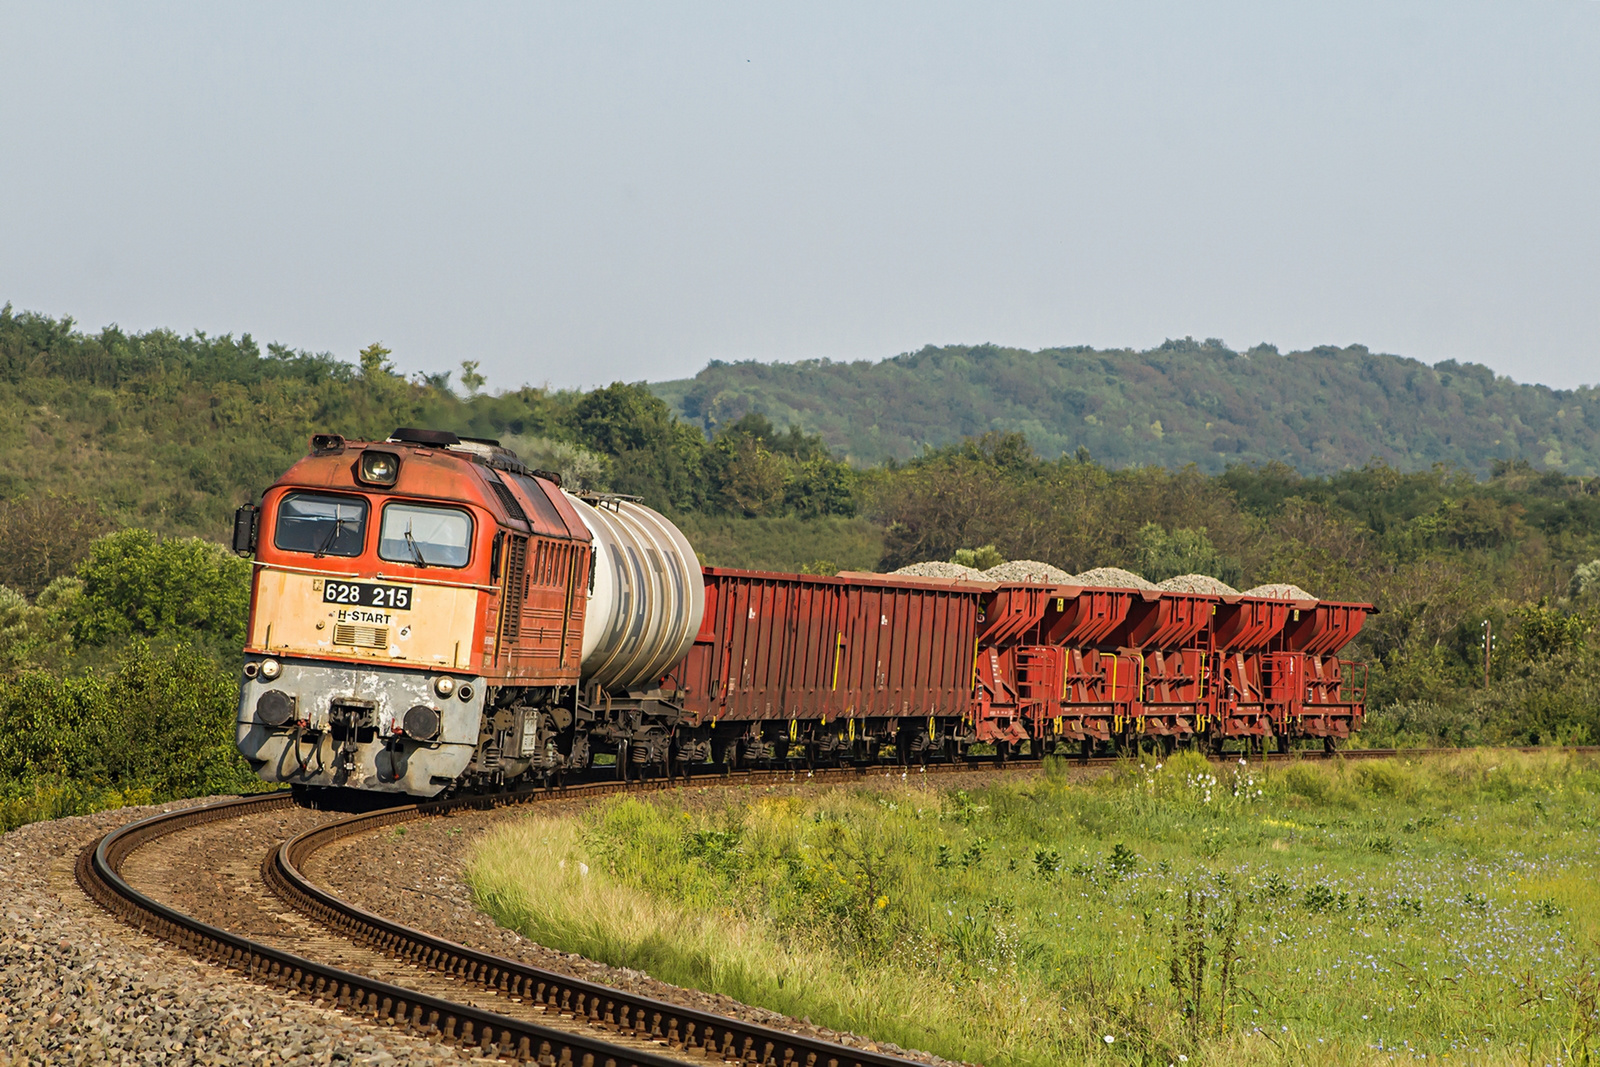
[468,750,1600,1066]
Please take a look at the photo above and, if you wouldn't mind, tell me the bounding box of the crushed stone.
[1157,574,1240,595]
[1242,582,1318,601]
[0,799,466,1066]
[980,560,1074,584]
[889,561,986,580]
[1072,567,1159,590]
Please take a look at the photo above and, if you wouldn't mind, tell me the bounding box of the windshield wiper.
[314,516,346,558]
[403,526,429,568]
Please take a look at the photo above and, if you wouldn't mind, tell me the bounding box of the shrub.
[1282,763,1329,802]
[72,528,250,648]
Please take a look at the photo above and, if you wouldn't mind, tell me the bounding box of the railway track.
[77,760,1011,1066]
[76,745,1600,1065]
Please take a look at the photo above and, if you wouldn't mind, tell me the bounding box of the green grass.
[467,751,1600,1066]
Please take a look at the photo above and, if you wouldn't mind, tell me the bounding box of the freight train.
[233,430,1371,796]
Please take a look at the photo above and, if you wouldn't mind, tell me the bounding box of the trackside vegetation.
[0,530,258,831]
[8,304,1600,829]
[468,751,1600,1066]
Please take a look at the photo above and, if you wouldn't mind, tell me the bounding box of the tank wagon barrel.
[233,430,1373,797]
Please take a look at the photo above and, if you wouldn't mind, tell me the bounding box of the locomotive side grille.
[500,535,528,644]
[333,623,390,649]
[490,472,528,524]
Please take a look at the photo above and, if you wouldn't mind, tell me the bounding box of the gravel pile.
[1243,582,1318,601]
[1,800,465,1066]
[1072,567,1159,590]
[980,560,1073,583]
[1157,574,1240,595]
[889,561,986,580]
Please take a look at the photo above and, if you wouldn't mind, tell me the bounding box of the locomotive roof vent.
[388,427,461,447]
[448,436,539,477]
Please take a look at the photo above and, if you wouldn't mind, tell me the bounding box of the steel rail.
[265,762,1009,1067]
[75,792,698,1066]
[261,745,1571,1066]
[78,745,1600,1065]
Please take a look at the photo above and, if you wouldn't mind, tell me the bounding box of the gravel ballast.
[0,800,502,1066]
[1,790,972,1066]
[307,790,963,1067]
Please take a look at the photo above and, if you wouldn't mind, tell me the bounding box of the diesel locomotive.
[234,430,1372,797]
[232,428,702,795]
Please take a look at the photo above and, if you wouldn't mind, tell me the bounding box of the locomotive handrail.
[251,558,503,593]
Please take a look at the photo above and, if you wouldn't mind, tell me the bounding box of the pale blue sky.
[2,2,1597,390]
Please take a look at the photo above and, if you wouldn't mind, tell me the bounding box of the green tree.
[1133,524,1236,584]
[72,530,250,650]
[359,341,395,377]
[570,382,708,511]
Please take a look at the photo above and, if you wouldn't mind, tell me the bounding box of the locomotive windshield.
[274,492,368,557]
[378,503,473,568]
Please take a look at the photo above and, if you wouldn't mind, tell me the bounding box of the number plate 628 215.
[321,581,413,609]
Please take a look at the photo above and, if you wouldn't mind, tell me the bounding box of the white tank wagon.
[565,492,706,694]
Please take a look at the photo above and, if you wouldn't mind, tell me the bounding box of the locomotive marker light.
[357,450,400,487]
[434,676,456,698]
[259,658,282,680]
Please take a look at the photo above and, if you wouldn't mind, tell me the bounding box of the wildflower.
[875,895,889,910]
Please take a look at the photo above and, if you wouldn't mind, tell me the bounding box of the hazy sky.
[3,3,1597,391]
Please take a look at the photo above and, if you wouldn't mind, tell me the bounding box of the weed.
[466,749,1600,1067]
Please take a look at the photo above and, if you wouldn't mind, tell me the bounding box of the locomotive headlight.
[357,450,400,486]
[433,676,456,698]
[259,658,282,680]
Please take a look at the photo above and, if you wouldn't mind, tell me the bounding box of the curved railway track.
[76,746,1600,1065]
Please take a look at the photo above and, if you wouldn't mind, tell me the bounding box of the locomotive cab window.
[274,492,368,557]
[378,503,473,568]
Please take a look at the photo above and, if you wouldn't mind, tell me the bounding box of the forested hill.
[652,339,1600,475]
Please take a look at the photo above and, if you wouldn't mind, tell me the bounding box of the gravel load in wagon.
[1242,582,1318,601]
[980,560,1074,583]
[1072,566,1158,590]
[1158,574,1240,595]
[890,561,986,579]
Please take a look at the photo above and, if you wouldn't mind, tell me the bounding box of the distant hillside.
[652,340,1600,475]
